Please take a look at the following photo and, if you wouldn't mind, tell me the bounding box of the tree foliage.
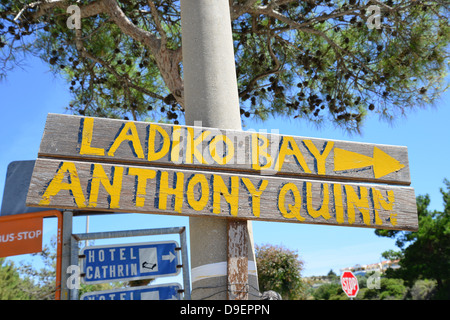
[375,179,450,299]
[312,282,345,300]
[408,279,437,300]
[16,238,61,299]
[0,258,36,300]
[0,0,448,132]
[255,243,305,299]
[362,275,407,299]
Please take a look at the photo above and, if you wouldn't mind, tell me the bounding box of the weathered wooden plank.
[227,220,248,300]
[37,114,411,185]
[26,158,418,231]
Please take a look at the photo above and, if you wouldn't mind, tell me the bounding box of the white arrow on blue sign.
[80,283,182,300]
[80,241,180,284]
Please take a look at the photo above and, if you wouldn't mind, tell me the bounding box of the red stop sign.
[341,271,359,298]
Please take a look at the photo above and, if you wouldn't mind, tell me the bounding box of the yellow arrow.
[334,147,405,179]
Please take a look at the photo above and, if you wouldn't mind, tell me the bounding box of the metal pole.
[180,0,259,300]
[69,236,80,300]
[85,215,89,248]
[60,210,73,300]
[72,227,187,241]
[180,227,191,300]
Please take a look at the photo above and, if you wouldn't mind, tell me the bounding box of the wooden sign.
[27,158,417,231]
[26,114,418,231]
[37,114,410,185]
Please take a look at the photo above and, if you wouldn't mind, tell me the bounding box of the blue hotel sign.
[80,241,180,284]
[80,283,182,300]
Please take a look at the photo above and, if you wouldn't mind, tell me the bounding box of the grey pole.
[180,0,259,299]
[60,210,73,300]
[69,236,80,300]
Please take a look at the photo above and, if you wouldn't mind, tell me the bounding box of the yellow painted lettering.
[170,126,183,163]
[278,183,305,221]
[187,128,210,164]
[128,167,156,207]
[186,174,209,211]
[39,162,86,208]
[306,182,331,219]
[79,117,105,156]
[344,185,370,225]
[372,188,396,226]
[275,137,311,173]
[209,134,235,165]
[241,178,269,218]
[108,122,144,159]
[158,171,184,213]
[148,124,170,162]
[333,184,345,224]
[213,175,239,217]
[88,164,124,209]
[303,140,334,175]
[251,133,274,170]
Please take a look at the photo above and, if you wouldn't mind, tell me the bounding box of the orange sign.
[0,217,43,257]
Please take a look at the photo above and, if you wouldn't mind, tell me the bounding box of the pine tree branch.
[102,0,161,53]
[101,0,184,105]
[147,0,167,47]
[239,30,282,97]
[16,0,106,22]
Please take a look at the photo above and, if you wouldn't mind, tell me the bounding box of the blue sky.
[0,55,449,280]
